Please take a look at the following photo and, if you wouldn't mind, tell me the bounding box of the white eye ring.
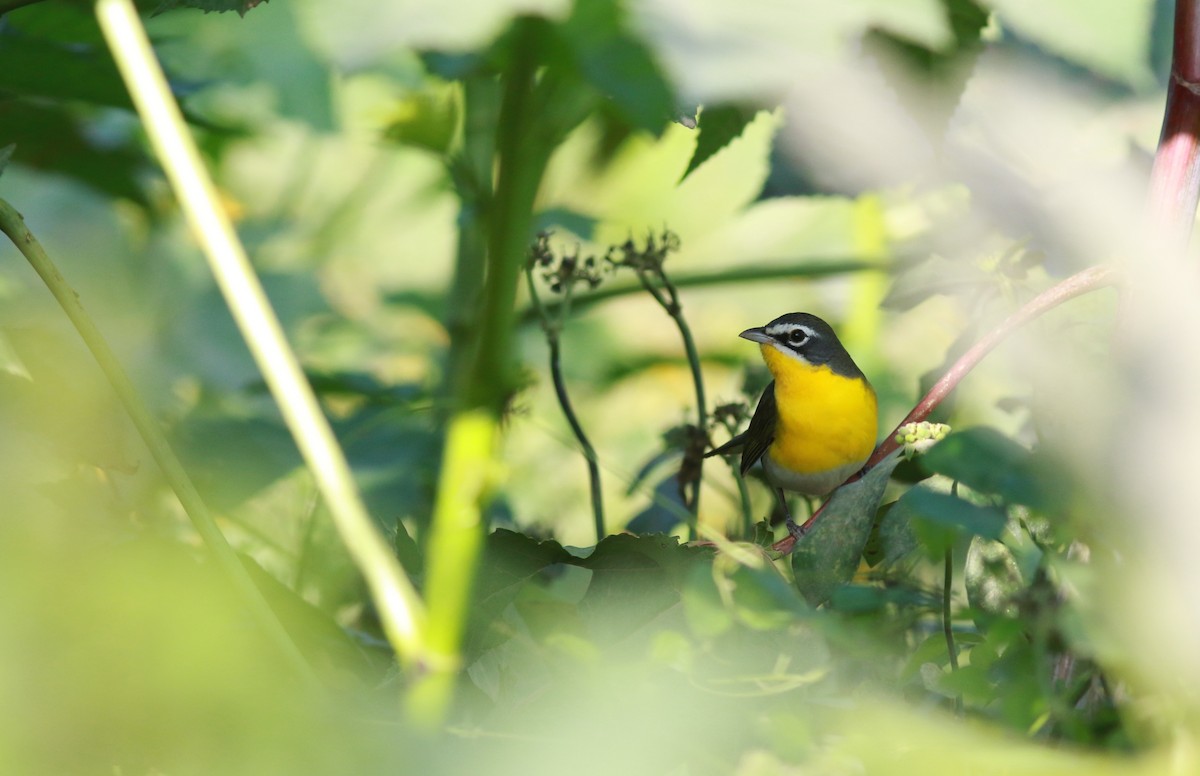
[786,329,809,346]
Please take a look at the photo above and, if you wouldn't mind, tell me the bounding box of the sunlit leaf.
[986,0,1155,86]
[680,104,756,182]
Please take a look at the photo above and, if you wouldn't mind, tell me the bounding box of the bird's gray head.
[739,312,863,377]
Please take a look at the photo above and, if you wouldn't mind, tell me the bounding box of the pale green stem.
[94,0,426,668]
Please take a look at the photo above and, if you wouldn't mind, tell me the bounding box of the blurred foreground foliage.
[0,0,1193,773]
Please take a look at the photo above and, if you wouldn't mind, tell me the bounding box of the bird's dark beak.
[739,327,771,344]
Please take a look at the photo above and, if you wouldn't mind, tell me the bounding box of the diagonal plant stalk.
[773,263,1118,554]
[94,0,427,669]
[0,199,318,688]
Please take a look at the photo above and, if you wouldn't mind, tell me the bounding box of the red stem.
[1148,0,1200,239]
[772,264,1119,555]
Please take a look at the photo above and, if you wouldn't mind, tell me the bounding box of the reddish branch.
[1149,0,1200,239]
[772,263,1119,555]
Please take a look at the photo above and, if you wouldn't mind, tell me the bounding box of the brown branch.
[772,263,1119,554]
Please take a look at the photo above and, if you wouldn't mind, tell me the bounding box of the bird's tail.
[705,432,746,458]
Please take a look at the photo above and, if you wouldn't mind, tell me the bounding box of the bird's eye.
[787,329,809,347]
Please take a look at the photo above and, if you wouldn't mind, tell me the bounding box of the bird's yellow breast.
[760,344,878,477]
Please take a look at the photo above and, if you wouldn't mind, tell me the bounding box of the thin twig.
[525,257,606,540]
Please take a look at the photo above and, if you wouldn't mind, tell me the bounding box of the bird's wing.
[739,381,776,476]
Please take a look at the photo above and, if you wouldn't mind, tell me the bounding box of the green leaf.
[863,0,989,144]
[236,554,385,686]
[791,452,902,606]
[0,144,13,179]
[919,427,1059,510]
[900,486,1007,543]
[170,414,302,512]
[724,559,809,630]
[0,102,148,203]
[466,529,575,656]
[294,0,570,68]
[555,0,675,134]
[632,0,952,103]
[680,104,756,182]
[682,562,733,638]
[383,80,462,155]
[964,536,1023,623]
[154,0,269,15]
[862,500,919,568]
[0,36,133,111]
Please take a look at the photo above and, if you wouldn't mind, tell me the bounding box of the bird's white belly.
[762,454,865,496]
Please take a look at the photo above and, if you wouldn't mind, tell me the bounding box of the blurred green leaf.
[791,452,902,605]
[632,0,952,103]
[725,559,809,630]
[384,79,462,155]
[294,0,570,68]
[864,0,989,143]
[681,104,756,182]
[965,535,1023,623]
[0,35,133,111]
[987,0,1155,86]
[170,412,301,511]
[155,0,270,15]
[901,486,1007,543]
[682,562,733,637]
[0,102,149,203]
[920,427,1060,510]
[555,0,674,134]
[0,144,13,178]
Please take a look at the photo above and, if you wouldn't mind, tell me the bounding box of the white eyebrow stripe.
[765,323,816,340]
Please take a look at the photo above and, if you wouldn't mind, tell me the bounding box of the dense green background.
[2,0,1195,773]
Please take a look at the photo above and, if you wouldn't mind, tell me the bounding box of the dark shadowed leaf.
[681,104,756,182]
[0,102,149,204]
[0,36,133,111]
[170,413,301,511]
[900,486,1007,544]
[555,0,674,133]
[625,475,686,535]
[154,0,269,16]
[862,500,919,568]
[791,452,901,606]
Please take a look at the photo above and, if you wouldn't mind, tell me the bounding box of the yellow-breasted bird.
[707,312,878,538]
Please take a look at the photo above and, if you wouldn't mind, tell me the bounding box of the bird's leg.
[773,487,805,542]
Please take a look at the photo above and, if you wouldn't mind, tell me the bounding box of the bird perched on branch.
[707,312,878,539]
